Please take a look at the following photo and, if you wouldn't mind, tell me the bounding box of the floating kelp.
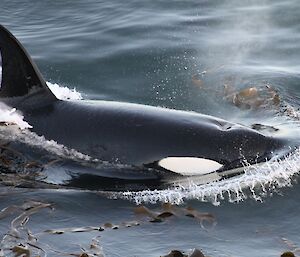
[224,84,280,110]
[0,202,213,256]
[134,204,216,229]
[0,200,53,257]
[281,252,295,257]
[0,199,106,257]
[161,248,205,257]
[162,250,187,257]
[75,237,104,257]
[191,75,204,88]
[192,71,281,111]
[43,220,140,235]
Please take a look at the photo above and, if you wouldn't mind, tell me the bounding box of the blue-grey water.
[1,0,300,256]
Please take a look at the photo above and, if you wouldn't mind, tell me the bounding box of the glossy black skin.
[0,24,289,188]
[13,95,285,169]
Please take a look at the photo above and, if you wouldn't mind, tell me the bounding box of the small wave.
[47,82,83,100]
[120,148,300,205]
[0,82,89,162]
[0,126,95,163]
[0,82,82,131]
[0,102,32,130]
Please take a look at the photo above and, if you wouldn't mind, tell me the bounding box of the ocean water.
[1,0,300,256]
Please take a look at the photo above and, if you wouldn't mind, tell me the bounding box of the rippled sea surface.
[1,0,300,256]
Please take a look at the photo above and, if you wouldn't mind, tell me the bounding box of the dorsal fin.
[0,24,57,100]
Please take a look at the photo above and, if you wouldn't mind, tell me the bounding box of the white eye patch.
[158,157,223,176]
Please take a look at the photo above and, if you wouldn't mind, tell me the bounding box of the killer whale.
[0,25,291,189]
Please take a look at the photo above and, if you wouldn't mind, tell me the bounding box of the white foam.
[120,149,300,205]
[0,82,89,161]
[0,103,32,130]
[47,82,82,100]
[0,127,95,163]
[0,82,82,131]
